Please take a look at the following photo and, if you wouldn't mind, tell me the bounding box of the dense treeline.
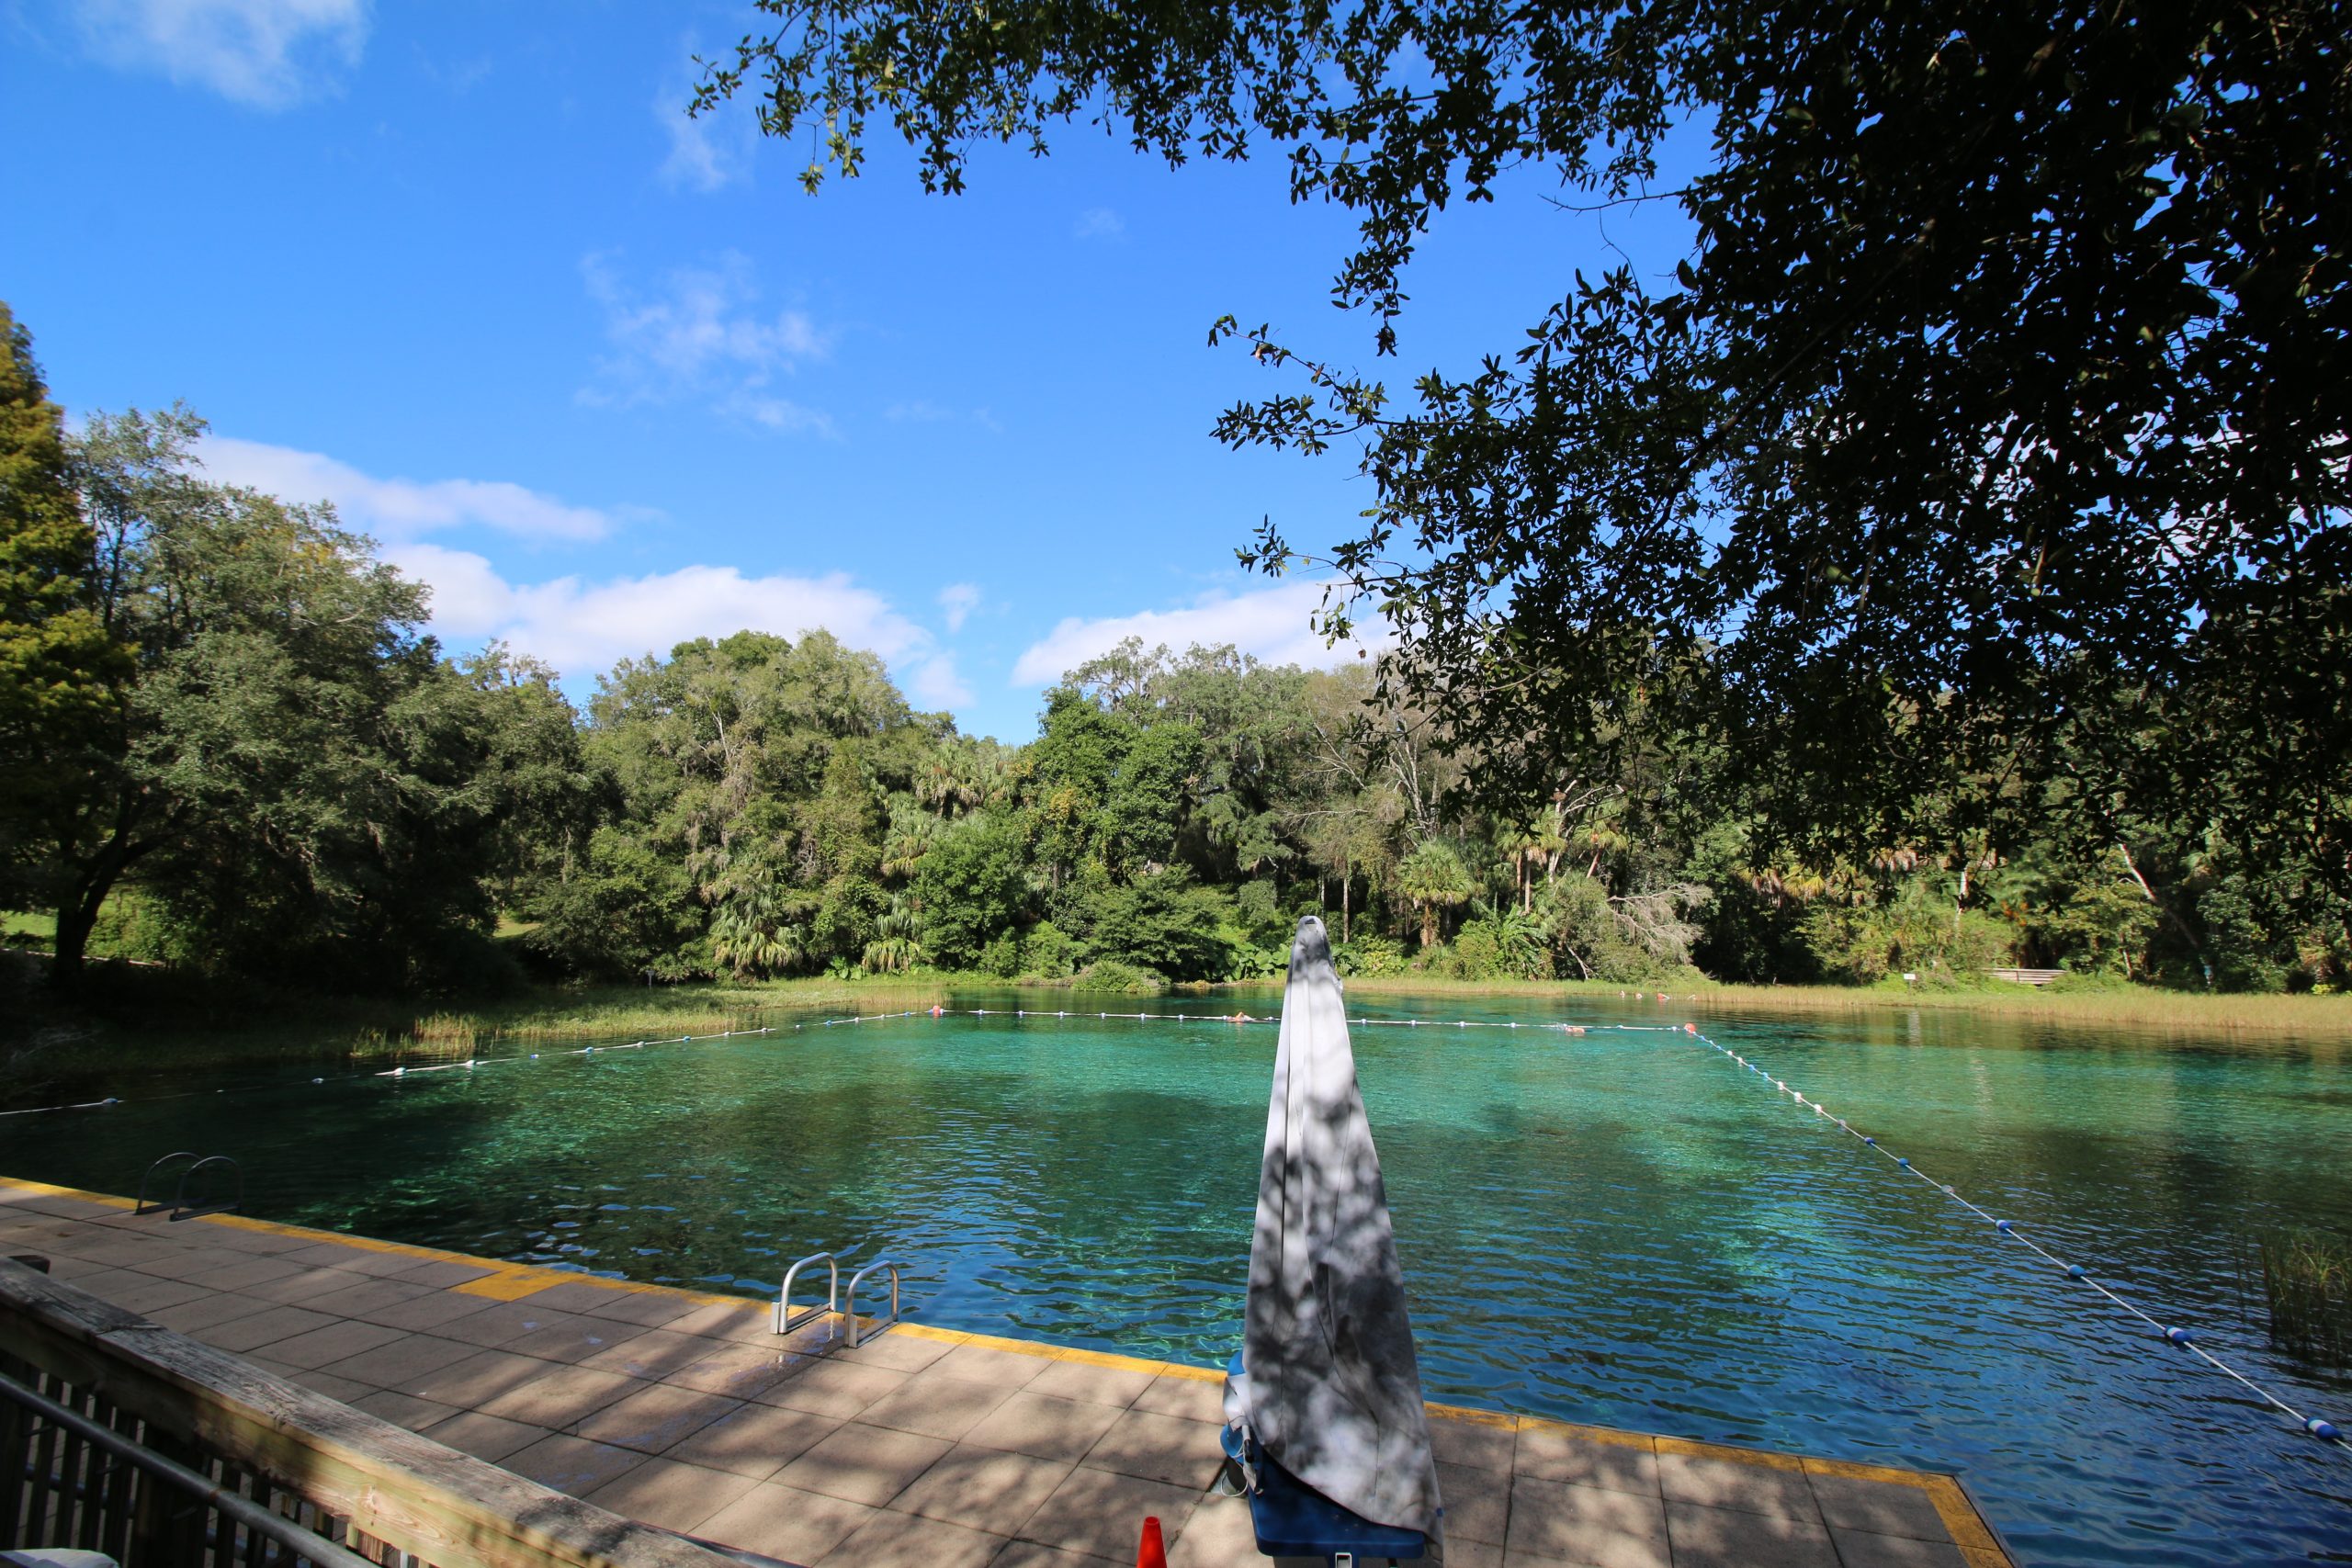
[4,304,2346,995]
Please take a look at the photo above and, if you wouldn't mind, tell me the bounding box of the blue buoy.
[1996,1219,2013,1232]
[2165,1326,2195,1346]
[2066,1264,2086,1279]
[2309,1417,2340,1440]
[1864,1137,1876,1146]
[1897,1157,1910,1168]
[530,1053,539,1059]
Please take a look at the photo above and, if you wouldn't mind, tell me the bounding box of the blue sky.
[2,0,1688,741]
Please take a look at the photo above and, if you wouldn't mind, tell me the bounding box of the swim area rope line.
[1657,1019,2347,1455]
[6,999,2342,1453]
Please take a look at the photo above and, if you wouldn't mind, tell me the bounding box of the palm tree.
[711,882,808,978]
[881,798,942,882]
[862,895,923,973]
[1395,839,1474,949]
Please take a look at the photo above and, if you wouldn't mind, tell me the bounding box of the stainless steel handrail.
[0,1368,378,1568]
[843,1260,899,1348]
[134,1151,201,1216]
[171,1154,243,1221]
[775,1251,838,1334]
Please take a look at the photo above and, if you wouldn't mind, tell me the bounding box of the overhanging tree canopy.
[696,0,2350,883]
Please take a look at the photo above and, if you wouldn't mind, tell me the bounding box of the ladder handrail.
[844,1260,899,1348]
[134,1151,203,1216]
[776,1251,838,1334]
[171,1154,243,1222]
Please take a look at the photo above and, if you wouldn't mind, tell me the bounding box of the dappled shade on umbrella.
[1225,915,1443,1541]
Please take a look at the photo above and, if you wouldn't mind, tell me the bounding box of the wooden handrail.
[0,1258,740,1568]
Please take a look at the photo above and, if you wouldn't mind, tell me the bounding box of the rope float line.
[6,997,2341,1452]
[3,996,1696,1118]
[1671,1021,2347,1453]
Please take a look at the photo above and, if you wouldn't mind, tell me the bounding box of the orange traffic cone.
[1137,1515,1167,1568]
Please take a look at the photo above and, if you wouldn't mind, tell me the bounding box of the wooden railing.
[0,1258,742,1568]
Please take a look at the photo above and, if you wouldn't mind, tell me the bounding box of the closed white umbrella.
[1224,916,1443,1545]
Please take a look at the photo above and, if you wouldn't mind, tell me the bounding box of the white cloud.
[721,392,839,440]
[581,251,831,429]
[937,582,981,632]
[1074,207,1125,241]
[885,400,1003,434]
[1012,580,1385,686]
[74,0,368,108]
[197,436,609,542]
[654,63,749,192]
[908,654,974,710]
[385,543,936,689]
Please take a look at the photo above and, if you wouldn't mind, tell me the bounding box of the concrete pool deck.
[1,1177,2010,1568]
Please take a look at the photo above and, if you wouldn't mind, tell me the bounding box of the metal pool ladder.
[133,1151,243,1221]
[777,1249,903,1348]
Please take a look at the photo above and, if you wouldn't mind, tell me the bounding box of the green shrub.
[1451,906,1550,979]
[1801,878,2014,985]
[1228,942,1288,979]
[1080,872,1232,981]
[1070,958,1167,995]
[1335,934,1408,976]
[521,826,706,982]
[1233,879,1287,945]
[916,813,1032,969]
[1019,920,1079,978]
[977,932,1023,978]
[87,887,187,964]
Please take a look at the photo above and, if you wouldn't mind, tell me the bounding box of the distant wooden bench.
[1984,968,2064,987]
[0,1258,739,1568]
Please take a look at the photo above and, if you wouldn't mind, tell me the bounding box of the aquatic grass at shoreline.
[1218,972,2352,1038]
[7,960,2348,1107]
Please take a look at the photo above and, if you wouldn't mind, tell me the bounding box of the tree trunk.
[51,897,97,985]
[1419,902,1437,949]
[46,818,149,991]
[1341,872,1351,943]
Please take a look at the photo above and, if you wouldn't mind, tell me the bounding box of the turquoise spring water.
[4,991,2349,1563]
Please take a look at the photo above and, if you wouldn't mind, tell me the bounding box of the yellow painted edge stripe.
[1925,1474,2007,1558]
[1657,1434,1806,1472]
[1801,1453,1929,1485]
[1424,1401,1522,1433]
[0,1175,137,1212]
[885,1319,1220,1381]
[0,1175,761,1310]
[5,1178,2013,1558]
[1517,1414,1657,1452]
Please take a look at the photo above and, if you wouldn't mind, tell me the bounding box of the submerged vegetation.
[2254,1229,2352,1370]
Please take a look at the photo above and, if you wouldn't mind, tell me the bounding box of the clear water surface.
[5,991,2350,1565]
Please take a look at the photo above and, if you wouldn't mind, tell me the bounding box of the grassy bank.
[9,953,2348,1108]
[0,957,956,1097]
[1220,972,2352,1038]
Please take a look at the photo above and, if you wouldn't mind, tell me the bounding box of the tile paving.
[0,1177,2011,1568]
